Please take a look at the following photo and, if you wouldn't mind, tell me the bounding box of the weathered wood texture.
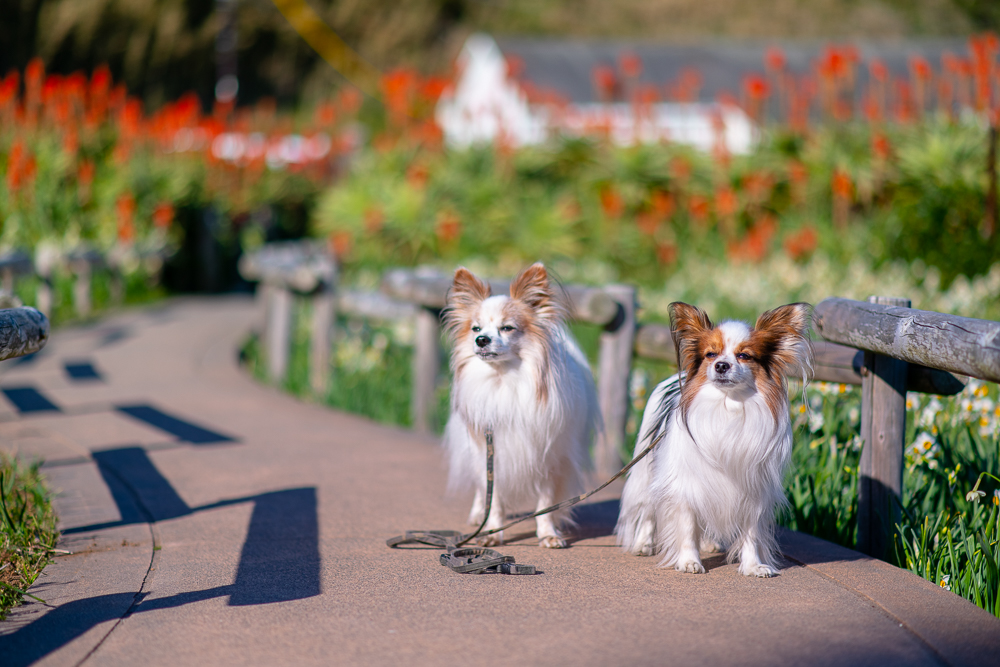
[0,307,49,361]
[238,241,336,294]
[635,323,965,395]
[310,287,335,396]
[266,287,293,383]
[337,289,417,321]
[815,297,1000,383]
[381,268,619,326]
[857,296,910,560]
[594,285,637,478]
[412,307,442,434]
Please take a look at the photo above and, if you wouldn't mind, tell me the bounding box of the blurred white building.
[436,34,756,153]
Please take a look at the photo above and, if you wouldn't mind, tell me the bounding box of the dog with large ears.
[442,263,600,548]
[616,301,812,576]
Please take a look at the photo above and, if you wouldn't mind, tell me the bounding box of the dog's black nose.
[475,335,491,348]
[714,361,731,374]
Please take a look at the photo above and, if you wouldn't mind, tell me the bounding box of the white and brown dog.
[616,302,811,576]
[442,263,600,548]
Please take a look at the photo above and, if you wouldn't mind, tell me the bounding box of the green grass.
[775,379,1000,617]
[0,453,59,620]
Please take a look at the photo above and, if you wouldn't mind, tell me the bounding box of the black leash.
[386,427,663,575]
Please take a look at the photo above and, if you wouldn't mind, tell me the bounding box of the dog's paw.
[740,563,778,578]
[539,535,568,549]
[475,532,503,547]
[637,543,655,557]
[676,559,706,574]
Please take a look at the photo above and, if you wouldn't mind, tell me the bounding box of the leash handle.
[385,427,495,550]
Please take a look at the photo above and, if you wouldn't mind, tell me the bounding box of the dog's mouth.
[476,350,501,360]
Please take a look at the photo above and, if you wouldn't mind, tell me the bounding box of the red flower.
[505,56,525,79]
[784,226,818,261]
[314,102,336,127]
[714,186,739,217]
[728,214,777,262]
[329,231,352,258]
[743,75,770,100]
[592,66,619,101]
[600,186,624,218]
[619,51,643,79]
[636,210,660,235]
[435,210,462,244]
[406,162,429,189]
[869,59,888,82]
[687,194,710,223]
[117,194,136,243]
[872,133,892,161]
[765,47,786,72]
[650,190,674,219]
[78,160,95,187]
[656,242,677,265]
[831,169,853,200]
[153,203,174,229]
[909,56,933,82]
[25,58,44,90]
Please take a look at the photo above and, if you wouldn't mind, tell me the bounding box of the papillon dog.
[615,301,811,576]
[443,263,600,548]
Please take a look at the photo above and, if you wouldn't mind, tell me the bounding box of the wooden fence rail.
[813,296,998,559]
[1,246,167,320]
[0,306,50,361]
[245,244,998,561]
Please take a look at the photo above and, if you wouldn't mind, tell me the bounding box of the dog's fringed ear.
[754,302,814,380]
[669,302,713,374]
[444,267,492,341]
[449,267,491,308]
[510,263,564,322]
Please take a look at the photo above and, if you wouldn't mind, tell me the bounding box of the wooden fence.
[0,306,50,361]
[0,246,166,320]
[243,241,998,560]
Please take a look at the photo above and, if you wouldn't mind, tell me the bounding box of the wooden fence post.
[267,285,293,384]
[71,259,92,318]
[595,284,638,478]
[36,274,52,318]
[310,283,336,396]
[412,306,441,434]
[857,295,910,560]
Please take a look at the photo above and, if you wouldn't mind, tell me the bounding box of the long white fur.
[443,270,599,548]
[616,319,800,577]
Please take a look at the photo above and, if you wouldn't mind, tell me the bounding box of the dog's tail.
[614,375,682,554]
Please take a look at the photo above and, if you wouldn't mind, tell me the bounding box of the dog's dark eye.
[705,352,718,359]
[500,325,516,333]
[471,326,481,333]
[737,352,753,362]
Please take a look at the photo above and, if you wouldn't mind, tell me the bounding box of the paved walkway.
[0,296,997,667]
